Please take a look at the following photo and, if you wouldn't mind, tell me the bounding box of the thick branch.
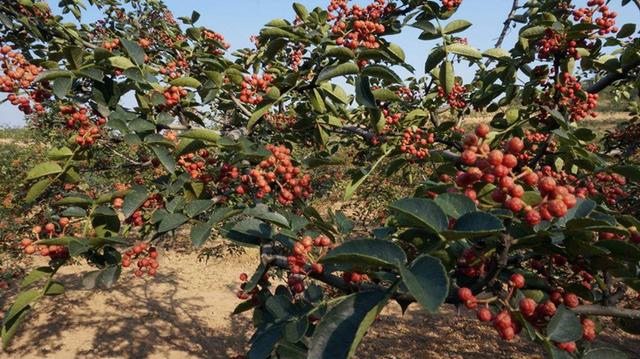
[573,305,640,319]
[494,0,519,49]
[587,57,640,94]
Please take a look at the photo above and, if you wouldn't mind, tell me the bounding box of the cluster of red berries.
[573,1,618,35]
[288,47,304,72]
[159,59,189,79]
[400,128,436,160]
[239,73,273,105]
[159,86,188,109]
[286,235,332,293]
[438,82,467,109]
[513,130,552,163]
[328,0,390,49]
[137,38,152,49]
[1,45,48,115]
[102,39,121,51]
[454,125,578,226]
[265,112,297,131]
[20,220,71,260]
[178,149,215,182]
[203,30,230,55]
[122,243,159,277]
[441,0,463,11]
[59,105,106,146]
[549,72,598,122]
[121,194,164,227]
[536,29,584,60]
[383,108,402,127]
[223,144,313,205]
[236,272,262,300]
[456,248,486,278]
[395,86,415,101]
[575,172,627,206]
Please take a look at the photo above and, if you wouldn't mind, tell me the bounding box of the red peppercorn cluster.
[265,112,297,131]
[513,130,551,162]
[437,82,467,109]
[1,45,48,115]
[288,46,304,72]
[453,125,578,225]
[125,194,164,227]
[159,85,188,109]
[138,38,152,49]
[574,172,627,206]
[400,128,435,160]
[59,105,106,146]
[573,1,618,35]
[236,272,264,300]
[159,59,188,79]
[536,29,585,60]
[20,221,71,260]
[203,30,230,55]
[441,0,463,11]
[239,73,273,105]
[286,235,332,293]
[383,108,402,127]
[122,242,160,277]
[178,149,215,182]
[102,39,121,51]
[328,0,391,49]
[220,145,312,205]
[395,86,415,101]
[456,248,486,278]
[549,72,598,122]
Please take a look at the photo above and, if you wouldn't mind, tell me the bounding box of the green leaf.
[181,128,220,143]
[444,20,472,34]
[355,76,377,109]
[483,48,511,61]
[190,222,212,247]
[35,69,73,82]
[170,76,202,88]
[344,149,390,200]
[3,289,41,324]
[47,146,74,160]
[361,65,401,83]
[317,62,359,82]
[446,212,505,238]
[616,23,636,39]
[292,3,309,20]
[2,306,30,349]
[425,47,446,72]
[122,188,147,218]
[248,323,284,359]
[308,290,388,359]
[224,218,271,246]
[25,178,53,203]
[53,77,72,98]
[386,43,406,62]
[243,204,289,227]
[120,39,145,65]
[439,60,454,94]
[157,213,189,233]
[446,43,482,59]
[247,101,274,130]
[44,281,64,296]
[388,198,448,233]
[400,255,449,312]
[434,193,477,219]
[325,46,355,60]
[108,56,136,70]
[20,267,53,288]
[546,305,582,343]
[372,88,400,102]
[151,145,176,174]
[26,161,62,181]
[320,239,407,269]
[185,200,214,218]
[595,240,640,262]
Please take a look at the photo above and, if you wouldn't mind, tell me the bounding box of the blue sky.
[0,0,637,127]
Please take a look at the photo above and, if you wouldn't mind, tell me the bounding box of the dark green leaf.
[400,255,449,312]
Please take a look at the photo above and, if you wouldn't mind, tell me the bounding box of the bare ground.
[1,250,639,359]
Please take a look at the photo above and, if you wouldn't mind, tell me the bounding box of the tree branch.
[494,0,519,49]
[573,304,640,320]
[587,57,640,94]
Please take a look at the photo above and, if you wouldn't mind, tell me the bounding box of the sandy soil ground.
[1,250,638,359]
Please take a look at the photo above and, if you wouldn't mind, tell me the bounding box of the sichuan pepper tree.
[2,0,640,358]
